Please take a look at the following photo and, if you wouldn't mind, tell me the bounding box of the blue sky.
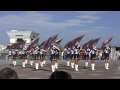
[0,11,120,47]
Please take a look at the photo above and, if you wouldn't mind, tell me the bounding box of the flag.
[82,40,93,49]
[50,33,59,43]
[64,40,73,48]
[55,38,63,45]
[39,40,46,48]
[72,34,85,46]
[8,40,26,50]
[43,37,52,50]
[42,34,59,50]
[101,37,112,50]
[64,34,85,49]
[42,39,50,50]
[74,34,85,44]
[92,37,100,45]
[26,37,39,51]
[89,37,100,49]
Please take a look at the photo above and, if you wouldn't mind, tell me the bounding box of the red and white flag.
[7,40,26,50]
[89,37,100,49]
[26,37,39,51]
[64,34,85,49]
[101,37,112,50]
[55,38,63,46]
[82,40,93,49]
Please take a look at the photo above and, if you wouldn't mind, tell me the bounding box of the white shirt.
[40,49,43,54]
[91,50,95,54]
[33,50,38,54]
[93,45,96,50]
[51,49,55,54]
[12,50,16,55]
[19,51,22,55]
[9,51,12,55]
[104,49,109,54]
[87,48,90,52]
[66,50,70,54]
[85,51,89,55]
[35,46,39,50]
[71,50,74,54]
[74,49,79,54]
[22,50,25,54]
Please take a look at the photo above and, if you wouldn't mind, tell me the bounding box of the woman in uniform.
[21,49,26,67]
[34,48,39,70]
[70,47,75,69]
[74,46,80,71]
[104,46,111,69]
[39,47,45,67]
[90,48,97,70]
[84,48,91,68]
[54,47,59,69]
[12,50,17,66]
[66,48,71,67]
[50,46,56,72]
[29,49,34,66]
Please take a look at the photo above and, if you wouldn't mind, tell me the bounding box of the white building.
[7,30,39,46]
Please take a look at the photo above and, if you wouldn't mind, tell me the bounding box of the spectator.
[49,71,72,79]
[0,67,18,79]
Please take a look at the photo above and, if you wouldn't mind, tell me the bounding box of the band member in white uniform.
[74,46,80,71]
[55,46,60,69]
[70,47,75,68]
[25,51,29,65]
[8,49,12,61]
[84,48,91,68]
[33,49,39,70]
[12,50,17,66]
[90,48,97,70]
[104,45,111,69]
[66,48,71,67]
[29,49,34,66]
[42,49,47,65]
[39,47,46,67]
[50,47,56,72]
[21,49,26,67]
[18,50,22,61]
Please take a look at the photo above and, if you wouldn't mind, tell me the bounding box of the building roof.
[7,30,39,38]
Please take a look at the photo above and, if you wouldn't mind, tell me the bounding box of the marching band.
[5,34,112,72]
[6,43,111,72]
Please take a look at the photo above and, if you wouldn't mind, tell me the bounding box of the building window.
[31,39,33,41]
[17,38,24,42]
[16,35,24,36]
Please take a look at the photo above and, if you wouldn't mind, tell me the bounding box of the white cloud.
[75,11,106,15]
[0,12,52,25]
[77,15,100,21]
[0,11,104,30]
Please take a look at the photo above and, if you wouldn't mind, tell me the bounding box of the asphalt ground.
[0,59,120,79]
